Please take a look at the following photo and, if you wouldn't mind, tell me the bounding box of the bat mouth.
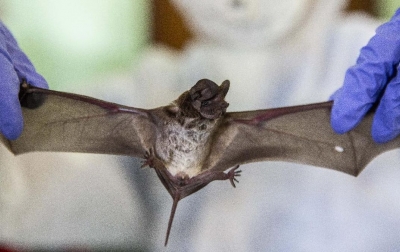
[189,79,230,119]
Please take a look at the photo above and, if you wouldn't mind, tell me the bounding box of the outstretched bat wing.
[2,84,156,157]
[204,101,399,176]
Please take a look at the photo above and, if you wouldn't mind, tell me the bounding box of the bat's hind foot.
[227,165,241,188]
[141,148,155,168]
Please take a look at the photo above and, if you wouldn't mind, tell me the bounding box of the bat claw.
[227,165,241,188]
[140,160,149,169]
[144,148,154,158]
[142,148,155,168]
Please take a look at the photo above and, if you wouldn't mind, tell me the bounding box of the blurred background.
[0,0,396,90]
[0,1,400,251]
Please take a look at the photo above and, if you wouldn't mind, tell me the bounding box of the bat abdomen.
[156,120,215,178]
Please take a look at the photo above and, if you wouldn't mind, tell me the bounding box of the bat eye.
[201,101,211,106]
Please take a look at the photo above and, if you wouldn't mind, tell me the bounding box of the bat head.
[188,79,230,119]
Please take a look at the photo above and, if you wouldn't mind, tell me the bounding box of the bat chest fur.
[156,119,215,178]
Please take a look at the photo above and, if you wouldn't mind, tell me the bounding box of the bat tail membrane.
[164,195,180,246]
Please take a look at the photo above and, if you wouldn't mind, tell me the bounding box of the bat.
[2,79,400,246]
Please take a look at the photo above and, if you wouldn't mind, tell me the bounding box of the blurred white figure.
[128,0,377,109]
[102,0,400,251]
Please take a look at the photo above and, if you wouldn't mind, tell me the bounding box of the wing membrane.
[4,86,156,157]
[204,102,399,176]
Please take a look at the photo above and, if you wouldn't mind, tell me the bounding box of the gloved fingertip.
[328,88,341,101]
[0,76,24,140]
[371,79,400,143]
[0,117,23,140]
[371,127,398,143]
[372,110,400,143]
[22,72,48,89]
[31,77,49,89]
[330,117,357,134]
[330,119,350,134]
[329,83,372,134]
[330,104,362,134]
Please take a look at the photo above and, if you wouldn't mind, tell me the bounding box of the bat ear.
[189,79,219,101]
[220,80,230,97]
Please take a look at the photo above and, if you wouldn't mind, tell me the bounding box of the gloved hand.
[0,21,48,140]
[331,9,400,143]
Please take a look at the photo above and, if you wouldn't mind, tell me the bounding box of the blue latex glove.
[331,9,400,143]
[0,21,48,140]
